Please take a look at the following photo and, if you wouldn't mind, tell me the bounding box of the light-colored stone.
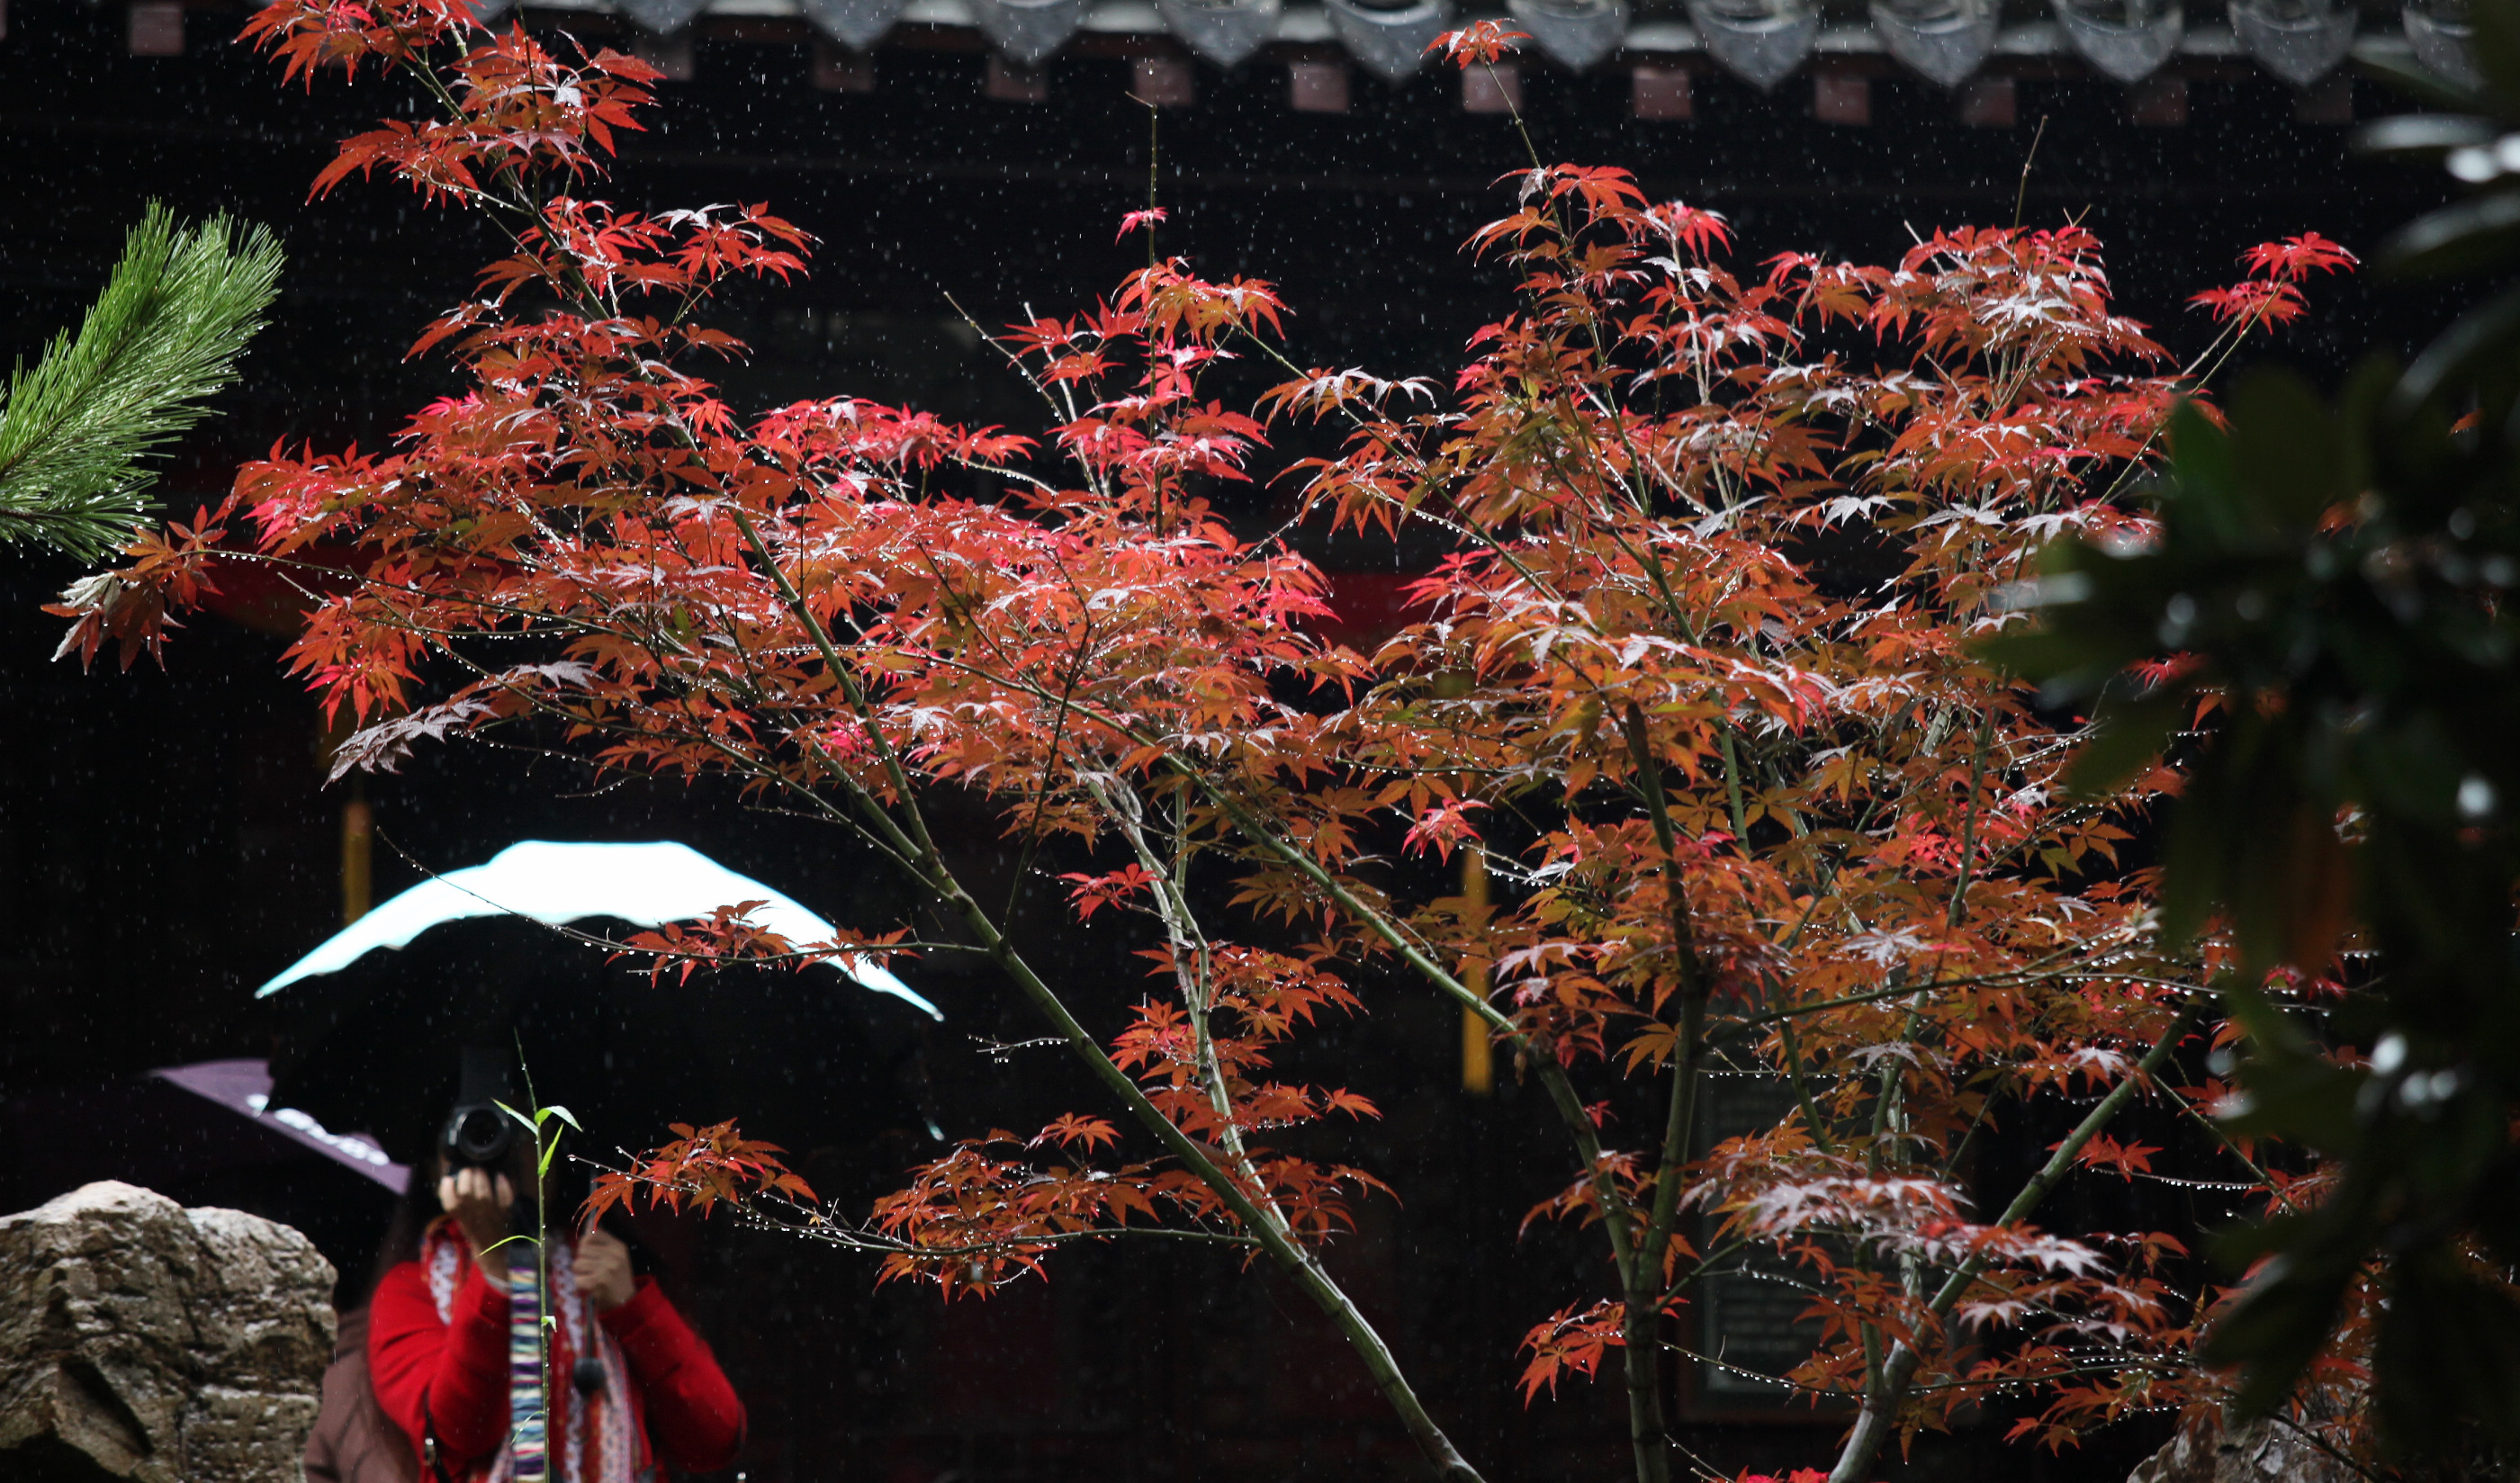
[0,1182,335,1483]
[2128,1407,2360,1483]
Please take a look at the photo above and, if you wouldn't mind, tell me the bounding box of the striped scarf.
[507,1261,545,1481]
[422,1223,642,1483]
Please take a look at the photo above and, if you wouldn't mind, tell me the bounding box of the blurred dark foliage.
[1989,0,2520,1457]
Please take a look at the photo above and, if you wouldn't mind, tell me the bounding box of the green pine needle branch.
[0,206,285,563]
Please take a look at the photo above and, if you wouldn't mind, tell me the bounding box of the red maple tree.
[57,7,2380,1480]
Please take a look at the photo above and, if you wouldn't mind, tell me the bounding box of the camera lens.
[448,1104,514,1165]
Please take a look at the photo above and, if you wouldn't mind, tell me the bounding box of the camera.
[442,1045,520,1172]
[441,1101,518,1171]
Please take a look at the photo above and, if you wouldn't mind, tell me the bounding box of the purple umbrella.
[148,1059,410,1193]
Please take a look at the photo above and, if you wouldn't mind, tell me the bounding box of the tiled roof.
[501,0,2461,93]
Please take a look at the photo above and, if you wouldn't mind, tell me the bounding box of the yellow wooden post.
[319,708,375,926]
[1461,848,1493,1095]
[341,795,373,924]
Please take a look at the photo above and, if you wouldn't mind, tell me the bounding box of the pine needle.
[0,206,285,562]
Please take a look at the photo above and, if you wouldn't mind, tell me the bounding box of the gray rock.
[0,1182,335,1483]
[2128,1407,2360,1483]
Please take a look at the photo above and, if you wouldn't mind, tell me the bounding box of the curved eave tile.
[528,0,2426,85]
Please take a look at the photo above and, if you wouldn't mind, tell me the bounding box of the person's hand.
[574,1227,635,1312]
[436,1165,516,1287]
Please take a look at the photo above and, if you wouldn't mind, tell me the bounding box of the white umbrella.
[254,840,941,1020]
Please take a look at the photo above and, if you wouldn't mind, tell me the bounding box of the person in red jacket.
[368,1155,745,1483]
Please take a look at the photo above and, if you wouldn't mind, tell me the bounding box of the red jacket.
[368,1231,744,1479]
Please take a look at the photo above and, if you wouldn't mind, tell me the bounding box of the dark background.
[0,2,2462,1479]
